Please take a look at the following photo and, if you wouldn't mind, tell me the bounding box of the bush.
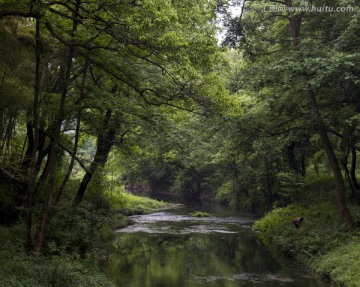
[46,201,117,258]
[0,255,116,287]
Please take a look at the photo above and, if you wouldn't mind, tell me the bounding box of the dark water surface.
[107,199,328,287]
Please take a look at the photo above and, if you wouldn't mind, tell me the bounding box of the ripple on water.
[128,212,254,224]
[180,224,239,234]
[115,212,254,234]
[193,273,294,284]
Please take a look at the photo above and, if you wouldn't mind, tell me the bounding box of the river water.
[107,199,328,287]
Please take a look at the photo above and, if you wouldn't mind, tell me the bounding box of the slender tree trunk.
[33,148,56,254]
[14,120,34,207]
[24,17,41,251]
[350,143,360,195]
[306,87,354,228]
[73,110,116,205]
[343,162,355,197]
[1,114,15,156]
[313,162,319,175]
[56,61,88,203]
[34,132,47,174]
[34,151,51,197]
[342,147,355,197]
[286,0,355,228]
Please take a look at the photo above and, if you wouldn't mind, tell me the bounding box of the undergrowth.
[0,255,116,287]
[254,203,360,286]
[0,187,165,287]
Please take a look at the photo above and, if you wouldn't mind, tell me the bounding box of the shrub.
[0,255,116,287]
[46,200,118,258]
[192,211,211,217]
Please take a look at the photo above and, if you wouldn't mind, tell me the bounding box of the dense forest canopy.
[0,0,359,258]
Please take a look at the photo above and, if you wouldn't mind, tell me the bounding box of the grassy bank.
[253,203,360,286]
[109,188,166,216]
[0,189,165,287]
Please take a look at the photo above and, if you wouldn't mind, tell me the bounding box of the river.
[107,198,328,287]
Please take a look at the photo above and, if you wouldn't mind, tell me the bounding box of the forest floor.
[253,203,360,287]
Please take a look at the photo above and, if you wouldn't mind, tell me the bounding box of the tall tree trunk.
[34,150,51,197]
[73,110,116,205]
[306,87,354,228]
[24,17,41,251]
[14,120,34,207]
[56,61,88,203]
[33,0,82,254]
[285,0,355,228]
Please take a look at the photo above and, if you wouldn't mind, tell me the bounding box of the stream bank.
[254,203,360,287]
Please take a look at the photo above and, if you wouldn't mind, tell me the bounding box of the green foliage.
[273,172,336,207]
[0,220,116,287]
[0,225,24,259]
[0,189,165,287]
[46,185,165,257]
[254,203,360,285]
[215,180,235,204]
[0,255,116,287]
[1,2,360,284]
[109,187,166,215]
[301,174,336,204]
[254,203,353,256]
[46,202,117,257]
[312,242,360,287]
[191,211,211,217]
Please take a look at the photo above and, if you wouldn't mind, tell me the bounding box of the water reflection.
[108,208,327,287]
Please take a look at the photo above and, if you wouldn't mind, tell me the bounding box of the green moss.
[191,211,211,217]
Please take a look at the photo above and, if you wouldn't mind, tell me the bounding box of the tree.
[0,0,225,253]
[223,0,359,227]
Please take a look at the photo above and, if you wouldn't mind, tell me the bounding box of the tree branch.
[58,143,90,173]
